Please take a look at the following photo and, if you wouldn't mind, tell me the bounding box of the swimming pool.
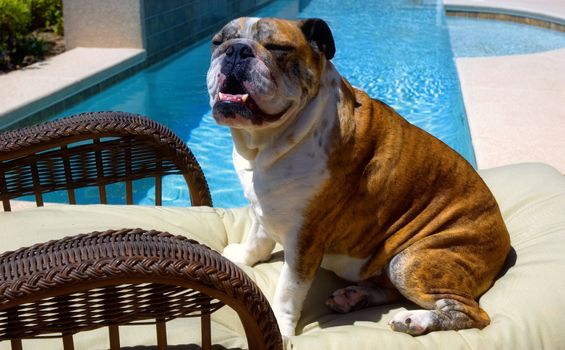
[48,0,477,208]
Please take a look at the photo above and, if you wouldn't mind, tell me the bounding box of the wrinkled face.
[206,17,335,129]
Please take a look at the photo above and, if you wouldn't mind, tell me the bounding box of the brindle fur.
[298,83,511,331]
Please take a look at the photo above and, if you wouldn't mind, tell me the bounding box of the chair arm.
[0,229,283,350]
[0,112,212,210]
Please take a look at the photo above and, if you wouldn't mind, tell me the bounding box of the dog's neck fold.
[230,62,342,169]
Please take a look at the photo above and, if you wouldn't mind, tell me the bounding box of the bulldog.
[206,17,511,337]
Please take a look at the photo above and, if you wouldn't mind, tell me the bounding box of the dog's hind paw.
[389,310,434,335]
[326,284,401,313]
[326,286,370,313]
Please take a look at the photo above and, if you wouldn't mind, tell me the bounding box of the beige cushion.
[1,162,564,349]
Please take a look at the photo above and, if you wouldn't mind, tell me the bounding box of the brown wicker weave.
[0,111,212,210]
[0,112,283,350]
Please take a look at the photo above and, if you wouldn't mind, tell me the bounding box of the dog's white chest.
[234,135,330,244]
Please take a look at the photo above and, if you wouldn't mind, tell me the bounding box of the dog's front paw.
[278,324,296,338]
[222,243,256,266]
[275,315,297,337]
[273,301,298,337]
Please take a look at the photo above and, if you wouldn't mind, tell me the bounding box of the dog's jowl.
[207,17,511,337]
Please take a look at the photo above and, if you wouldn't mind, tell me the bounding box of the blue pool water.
[49,0,486,207]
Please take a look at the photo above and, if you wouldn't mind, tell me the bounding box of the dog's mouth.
[213,75,288,127]
[219,76,245,100]
[217,75,255,109]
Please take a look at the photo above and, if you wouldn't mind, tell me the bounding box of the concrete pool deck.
[0,48,145,128]
[444,0,565,173]
[455,48,565,173]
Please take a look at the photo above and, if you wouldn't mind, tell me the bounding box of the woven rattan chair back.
[0,112,212,211]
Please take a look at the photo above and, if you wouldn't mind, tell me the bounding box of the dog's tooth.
[218,92,224,101]
[241,94,249,103]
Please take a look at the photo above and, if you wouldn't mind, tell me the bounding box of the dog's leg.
[326,284,402,313]
[273,247,322,337]
[223,216,275,266]
[273,261,313,337]
[386,249,491,335]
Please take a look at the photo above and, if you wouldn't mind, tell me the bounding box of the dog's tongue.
[219,92,249,104]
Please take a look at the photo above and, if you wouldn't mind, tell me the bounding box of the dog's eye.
[264,44,294,53]
[212,39,223,46]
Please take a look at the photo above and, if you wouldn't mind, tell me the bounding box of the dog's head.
[207,17,335,129]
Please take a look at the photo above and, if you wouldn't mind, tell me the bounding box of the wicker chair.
[0,112,283,350]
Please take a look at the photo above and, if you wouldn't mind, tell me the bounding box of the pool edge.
[0,48,147,130]
[445,7,565,32]
[443,0,565,31]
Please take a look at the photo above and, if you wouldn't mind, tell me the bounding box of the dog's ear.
[299,18,335,60]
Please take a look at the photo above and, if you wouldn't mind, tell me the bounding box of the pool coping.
[0,48,146,130]
[443,0,565,26]
[444,4,565,31]
[445,7,564,32]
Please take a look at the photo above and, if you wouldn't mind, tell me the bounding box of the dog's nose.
[225,43,254,62]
